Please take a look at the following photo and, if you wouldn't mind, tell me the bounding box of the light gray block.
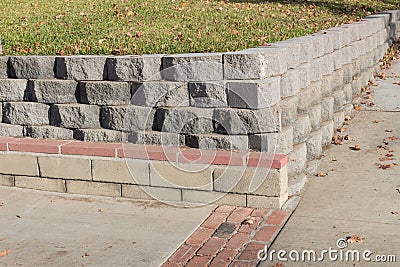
[321,97,334,122]
[293,114,311,144]
[188,81,227,108]
[306,129,322,160]
[332,50,344,70]
[331,69,344,91]
[333,90,346,111]
[132,81,188,107]
[324,27,345,50]
[100,105,154,132]
[156,107,213,134]
[0,123,24,137]
[213,107,280,135]
[309,104,322,130]
[320,120,334,146]
[0,57,8,78]
[343,83,353,103]
[320,54,334,76]
[73,128,122,142]
[50,104,100,129]
[333,111,345,130]
[280,95,298,127]
[24,125,73,140]
[306,60,322,82]
[162,53,223,81]
[56,56,107,81]
[9,56,55,79]
[3,102,49,126]
[320,74,332,97]
[0,79,27,101]
[270,42,301,68]
[128,131,183,146]
[185,134,248,151]
[226,78,280,109]
[224,48,287,79]
[27,79,78,104]
[287,143,307,176]
[249,126,293,154]
[79,81,131,106]
[106,54,163,81]
[342,63,353,84]
[243,46,288,75]
[281,66,309,97]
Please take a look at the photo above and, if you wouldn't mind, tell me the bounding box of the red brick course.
[0,136,288,169]
[163,205,290,267]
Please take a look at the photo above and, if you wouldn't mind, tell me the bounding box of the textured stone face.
[162,53,223,81]
[132,81,188,107]
[3,102,49,126]
[24,125,73,140]
[79,81,131,106]
[188,81,227,108]
[8,56,55,79]
[0,79,27,101]
[27,79,78,104]
[100,105,154,132]
[56,56,107,81]
[50,104,100,129]
[0,56,9,79]
[73,128,122,142]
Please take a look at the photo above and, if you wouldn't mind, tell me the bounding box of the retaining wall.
[1,10,400,207]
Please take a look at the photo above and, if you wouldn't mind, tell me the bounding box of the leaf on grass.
[346,235,364,244]
[0,250,11,257]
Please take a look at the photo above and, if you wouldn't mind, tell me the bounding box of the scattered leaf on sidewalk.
[345,116,351,121]
[379,156,394,161]
[354,105,361,110]
[393,81,400,85]
[82,252,89,258]
[368,81,378,86]
[378,164,391,170]
[380,73,386,79]
[316,172,328,177]
[350,144,361,151]
[344,135,352,141]
[332,157,337,161]
[385,129,393,133]
[386,153,394,157]
[98,209,105,213]
[16,215,21,218]
[0,250,11,257]
[387,136,399,140]
[396,187,400,193]
[377,145,389,150]
[391,211,399,215]
[373,120,384,123]
[273,264,285,267]
[0,202,4,207]
[367,102,376,107]
[346,235,364,244]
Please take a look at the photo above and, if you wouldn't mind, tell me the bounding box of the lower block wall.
[0,141,288,208]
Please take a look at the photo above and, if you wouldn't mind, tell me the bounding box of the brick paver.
[163,205,290,266]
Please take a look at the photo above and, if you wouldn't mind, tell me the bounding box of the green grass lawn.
[0,0,399,56]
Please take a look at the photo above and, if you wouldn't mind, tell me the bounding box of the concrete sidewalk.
[0,187,214,266]
[260,61,400,266]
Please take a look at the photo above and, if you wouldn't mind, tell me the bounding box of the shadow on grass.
[228,0,399,16]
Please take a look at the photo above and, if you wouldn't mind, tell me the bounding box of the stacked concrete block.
[79,81,131,106]
[50,104,100,129]
[8,56,55,79]
[0,57,9,79]
[3,102,49,126]
[132,81,188,107]
[188,81,227,108]
[27,79,78,104]
[56,56,107,80]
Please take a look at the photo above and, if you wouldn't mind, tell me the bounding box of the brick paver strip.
[197,237,227,256]
[163,205,291,266]
[0,137,288,168]
[8,138,71,154]
[186,255,212,267]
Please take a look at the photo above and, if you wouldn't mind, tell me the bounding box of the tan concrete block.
[0,174,15,186]
[213,166,288,197]
[150,162,213,190]
[246,192,288,209]
[0,153,39,176]
[15,176,66,193]
[38,156,91,180]
[182,190,246,207]
[122,184,181,202]
[92,159,149,185]
[66,180,121,197]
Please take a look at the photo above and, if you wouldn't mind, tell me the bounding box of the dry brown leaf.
[354,105,361,110]
[337,127,346,133]
[273,264,285,267]
[393,81,400,85]
[316,172,328,177]
[368,80,378,86]
[332,157,337,162]
[344,115,351,121]
[351,144,361,151]
[242,217,254,225]
[378,164,391,170]
[98,209,105,213]
[385,129,393,133]
[391,211,399,215]
[379,157,394,161]
[388,136,399,140]
[346,235,364,244]
[0,250,11,257]
[373,120,384,123]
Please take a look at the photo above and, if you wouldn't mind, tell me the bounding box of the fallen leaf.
[344,135,352,141]
[379,157,394,161]
[388,136,399,140]
[0,250,11,257]
[98,209,105,213]
[82,252,89,258]
[385,129,393,133]
[273,264,285,267]
[242,217,254,225]
[396,186,400,193]
[16,215,21,218]
[316,172,328,177]
[337,127,346,133]
[354,105,361,110]
[378,164,391,170]
[332,157,337,161]
[393,81,400,85]
[373,120,384,123]
[346,235,364,244]
[345,116,351,121]
[391,211,399,215]
[351,144,361,151]
[368,80,378,86]
[0,202,4,207]
[386,153,394,157]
